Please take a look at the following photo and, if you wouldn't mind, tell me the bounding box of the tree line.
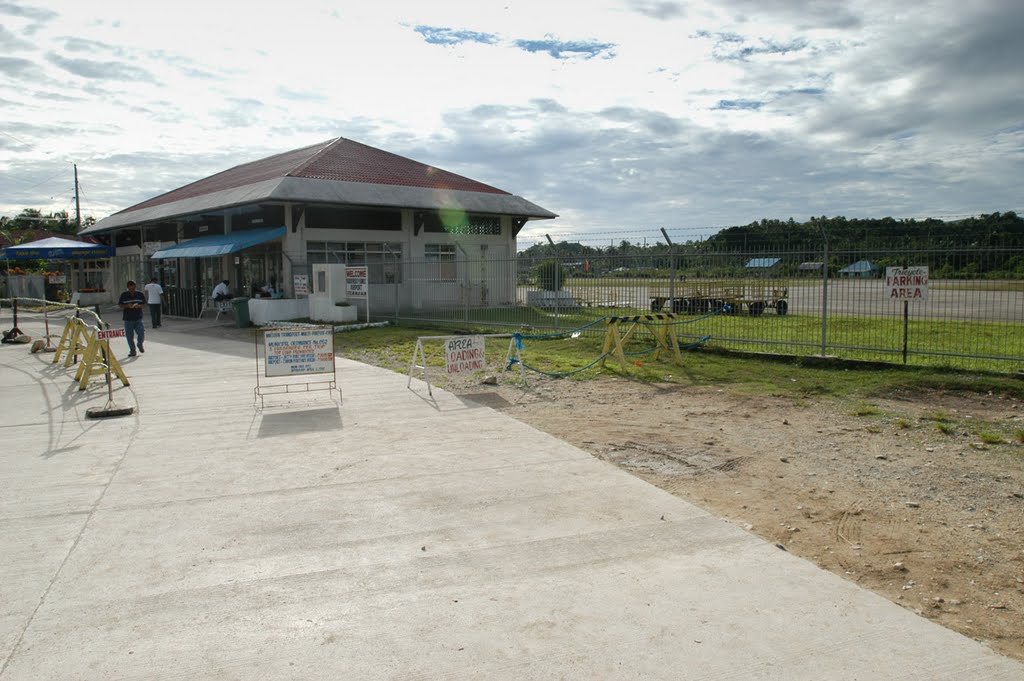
[0,209,97,241]
[519,212,1024,279]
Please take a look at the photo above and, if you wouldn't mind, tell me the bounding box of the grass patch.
[895,418,912,429]
[935,422,956,435]
[330,324,1024,405]
[851,403,881,417]
[396,298,1024,373]
[977,431,1004,445]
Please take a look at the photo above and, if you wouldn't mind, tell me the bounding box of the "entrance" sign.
[96,328,126,340]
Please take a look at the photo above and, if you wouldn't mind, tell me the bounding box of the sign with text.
[345,266,368,298]
[885,266,929,302]
[446,335,486,375]
[264,328,334,377]
[293,274,309,296]
[96,328,126,340]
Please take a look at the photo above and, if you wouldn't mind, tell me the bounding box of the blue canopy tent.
[1,237,113,341]
[2,236,114,260]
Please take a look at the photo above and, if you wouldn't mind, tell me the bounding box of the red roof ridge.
[113,137,511,216]
[288,137,509,195]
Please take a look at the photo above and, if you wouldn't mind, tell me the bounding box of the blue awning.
[150,226,286,259]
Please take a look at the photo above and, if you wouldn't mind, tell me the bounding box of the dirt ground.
[456,376,1024,662]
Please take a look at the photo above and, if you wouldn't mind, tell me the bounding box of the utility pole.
[74,163,81,232]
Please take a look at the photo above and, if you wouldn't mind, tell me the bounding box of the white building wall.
[295,209,518,314]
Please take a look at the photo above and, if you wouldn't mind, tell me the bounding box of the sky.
[1,0,1021,248]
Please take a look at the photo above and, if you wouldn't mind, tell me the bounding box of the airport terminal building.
[82,137,556,318]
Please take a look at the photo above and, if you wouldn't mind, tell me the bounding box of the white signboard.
[293,274,309,296]
[446,335,486,375]
[264,328,334,377]
[48,274,66,284]
[96,328,126,340]
[885,266,929,302]
[345,266,368,298]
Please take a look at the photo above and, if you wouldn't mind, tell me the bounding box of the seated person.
[212,280,232,302]
[260,283,276,298]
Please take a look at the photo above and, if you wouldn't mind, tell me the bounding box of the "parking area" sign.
[885,266,929,302]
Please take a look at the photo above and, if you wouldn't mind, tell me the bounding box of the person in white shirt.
[212,280,231,302]
[143,277,164,328]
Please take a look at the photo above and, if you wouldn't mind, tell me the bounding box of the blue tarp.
[150,226,286,259]
[2,237,114,260]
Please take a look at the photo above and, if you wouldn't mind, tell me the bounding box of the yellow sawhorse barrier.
[74,331,129,390]
[600,313,683,370]
[52,318,129,389]
[53,317,94,367]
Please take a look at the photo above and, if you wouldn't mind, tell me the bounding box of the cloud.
[147,50,224,81]
[711,36,810,61]
[414,25,499,46]
[0,56,42,79]
[712,99,763,110]
[213,98,267,129]
[46,53,155,82]
[0,23,33,50]
[598,107,684,136]
[513,36,616,60]
[627,1,687,20]
[804,1,1024,147]
[0,0,1019,236]
[62,36,122,54]
[276,86,328,103]
[0,1,56,22]
[419,97,1021,242]
[716,0,864,30]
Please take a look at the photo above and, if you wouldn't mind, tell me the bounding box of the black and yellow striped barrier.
[600,313,682,369]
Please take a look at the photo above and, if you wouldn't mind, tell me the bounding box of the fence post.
[820,238,829,357]
[546,234,561,329]
[661,228,676,310]
[384,244,399,325]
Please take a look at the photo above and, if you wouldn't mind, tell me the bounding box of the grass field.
[393,303,1024,373]
[335,323,1024,411]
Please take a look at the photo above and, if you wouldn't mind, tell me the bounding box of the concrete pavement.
[1,310,1022,680]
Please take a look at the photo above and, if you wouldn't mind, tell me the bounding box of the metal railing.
[369,246,1024,372]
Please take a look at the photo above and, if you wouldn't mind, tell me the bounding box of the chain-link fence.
[11,242,1019,372]
[358,245,1024,373]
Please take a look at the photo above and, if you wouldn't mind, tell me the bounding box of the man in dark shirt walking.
[118,280,147,357]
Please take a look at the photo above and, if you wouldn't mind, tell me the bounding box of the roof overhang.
[150,226,286,259]
[84,177,557,236]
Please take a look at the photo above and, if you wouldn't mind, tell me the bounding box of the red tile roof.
[117,138,509,215]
